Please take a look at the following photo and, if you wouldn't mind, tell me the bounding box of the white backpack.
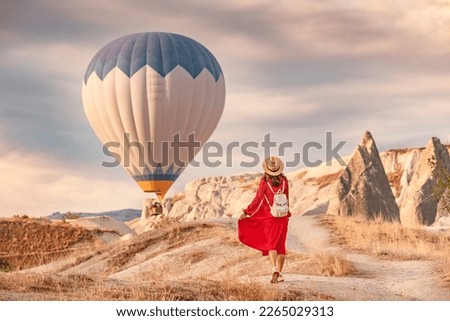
[265,180,289,217]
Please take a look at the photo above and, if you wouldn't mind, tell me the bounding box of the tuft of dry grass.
[311,252,356,276]
[321,214,450,284]
[286,252,356,277]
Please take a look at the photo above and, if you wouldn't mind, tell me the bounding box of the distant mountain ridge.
[48,209,141,222]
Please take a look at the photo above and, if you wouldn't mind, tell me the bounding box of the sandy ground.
[280,215,450,300]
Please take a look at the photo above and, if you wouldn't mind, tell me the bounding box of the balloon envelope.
[82,32,225,199]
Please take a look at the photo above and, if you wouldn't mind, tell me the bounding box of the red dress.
[238,175,290,256]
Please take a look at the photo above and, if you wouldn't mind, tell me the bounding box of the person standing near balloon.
[238,156,291,284]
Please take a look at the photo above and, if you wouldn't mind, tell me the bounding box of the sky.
[1,0,450,217]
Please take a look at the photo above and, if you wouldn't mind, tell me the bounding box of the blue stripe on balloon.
[133,163,182,182]
[84,32,223,84]
[133,173,179,182]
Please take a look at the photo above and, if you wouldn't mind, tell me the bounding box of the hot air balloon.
[82,32,225,201]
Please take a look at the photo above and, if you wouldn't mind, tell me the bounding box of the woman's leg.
[276,254,285,273]
[275,223,287,282]
[276,222,288,274]
[268,250,278,270]
[268,250,280,283]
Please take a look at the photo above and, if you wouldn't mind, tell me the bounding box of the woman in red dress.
[238,156,290,283]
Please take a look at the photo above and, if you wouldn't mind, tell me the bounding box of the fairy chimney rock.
[327,131,400,221]
[400,137,450,226]
[435,188,450,223]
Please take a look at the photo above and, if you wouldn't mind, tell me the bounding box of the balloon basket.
[141,198,163,222]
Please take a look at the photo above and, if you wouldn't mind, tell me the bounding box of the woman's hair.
[264,173,284,187]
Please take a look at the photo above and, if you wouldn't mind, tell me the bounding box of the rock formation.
[400,137,450,226]
[131,135,449,226]
[327,131,400,221]
[381,148,421,206]
[435,188,450,223]
[167,174,260,221]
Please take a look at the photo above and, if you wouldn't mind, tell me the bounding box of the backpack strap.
[264,194,271,207]
[265,178,285,207]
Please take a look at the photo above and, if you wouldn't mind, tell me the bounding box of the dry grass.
[286,252,356,277]
[310,252,356,276]
[321,215,450,283]
[0,217,101,270]
[0,271,332,301]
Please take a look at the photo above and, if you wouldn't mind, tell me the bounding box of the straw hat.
[262,156,284,176]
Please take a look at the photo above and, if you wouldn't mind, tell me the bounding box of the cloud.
[220,67,450,152]
[0,139,144,217]
[0,65,96,163]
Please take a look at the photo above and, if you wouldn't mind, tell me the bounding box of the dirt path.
[283,214,450,300]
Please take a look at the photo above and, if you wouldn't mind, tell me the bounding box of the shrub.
[0,259,15,272]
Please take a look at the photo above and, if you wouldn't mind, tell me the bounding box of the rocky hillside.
[0,217,103,270]
[143,135,450,228]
